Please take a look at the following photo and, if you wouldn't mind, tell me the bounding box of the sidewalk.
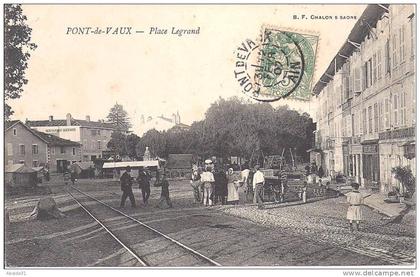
[361,190,407,218]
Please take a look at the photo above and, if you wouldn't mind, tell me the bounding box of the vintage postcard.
[3,3,417,275]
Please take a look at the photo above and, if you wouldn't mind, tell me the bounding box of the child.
[346,182,363,232]
[299,182,308,203]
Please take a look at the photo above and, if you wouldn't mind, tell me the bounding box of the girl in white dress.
[346,182,363,232]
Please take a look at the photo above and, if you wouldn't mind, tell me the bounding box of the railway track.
[68,186,221,267]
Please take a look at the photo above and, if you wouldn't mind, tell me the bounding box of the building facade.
[138,112,190,135]
[5,121,82,172]
[27,114,116,162]
[312,4,415,193]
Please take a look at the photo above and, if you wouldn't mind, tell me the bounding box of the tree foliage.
[107,131,141,160]
[135,97,315,161]
[391,166,416,198]
[4,4,37,119]
[106,103,132,132]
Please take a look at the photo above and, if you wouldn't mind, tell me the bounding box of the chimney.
[172,113,176,123]
[49,115,53,122]
[66,113,72,126]
[86,115,90,122]
[176,111,180,124]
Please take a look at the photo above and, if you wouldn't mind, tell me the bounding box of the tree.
[106,103,132,132]
[391,166,415,198]
[4,4,37,119]
[107,131,128,158]
[134,97,315,162]
[136,129,167,158]
[126,133,141,159]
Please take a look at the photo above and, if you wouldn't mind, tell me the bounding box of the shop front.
[361,139,380,190]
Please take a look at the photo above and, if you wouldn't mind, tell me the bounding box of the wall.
[48,145,82,172]
[33,126,81,142]
[5,123,48,167]
[80,127,113,161]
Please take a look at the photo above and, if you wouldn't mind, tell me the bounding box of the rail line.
[67,190,149,266]
[68,185,221,267]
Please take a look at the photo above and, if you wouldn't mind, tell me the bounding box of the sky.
[10,4,366,134]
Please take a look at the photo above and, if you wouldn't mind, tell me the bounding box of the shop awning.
[102,160,160,169]
[361,139,379,145]
[306,148,322,153]
[401,140,416,147]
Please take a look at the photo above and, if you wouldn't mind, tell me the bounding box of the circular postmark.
[234,28,317,102]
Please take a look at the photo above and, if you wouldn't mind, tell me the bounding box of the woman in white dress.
[346,182,363,232]
[226,168,240,204]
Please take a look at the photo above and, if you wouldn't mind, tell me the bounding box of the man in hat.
[252,165,265,209]
[137,167,151,206]
[120,166,136,208]
[156,171,172,208]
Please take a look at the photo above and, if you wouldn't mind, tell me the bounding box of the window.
[72,147,76,155]
[19,160,25,164]
[400,26,406,63]
[32,144,39,155]
[60,146,65,154]
[83,139,88,150]
[393,94,399,127]
[343,63,350,99]
[377,49,382,80]
[374,103,378,133]
[354,113,358,136]
[372,54,377,83]
[400,90,407,126]
[51,147,55,154]
[7,143,13,156]
[13,128,17,136]
[91,130,97,136]
[368,106,373,134]
[379,101,384,131]
[385,98,390,129]
[362,109,367,135]
[32,160,38,167]
[19,144,25,155]
[97,141,101,150]
[410,16,415,57]
[346,116,352,137]
[385,39,391,73]
[365,59,372,88]
[392,33,398,68]
[353,67,361,93]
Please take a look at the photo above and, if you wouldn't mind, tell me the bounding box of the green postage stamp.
[234,27,319,102]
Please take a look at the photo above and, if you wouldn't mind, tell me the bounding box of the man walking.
[137,168,151,206]
[156,172,173,209]
[120,166,136,208]
[252,165,265,209]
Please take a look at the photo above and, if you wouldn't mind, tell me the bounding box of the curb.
[363,195,405,218]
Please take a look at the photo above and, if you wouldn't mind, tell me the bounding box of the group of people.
[305,161,324,178]
[119,166,172,209]
[190,161,268,209]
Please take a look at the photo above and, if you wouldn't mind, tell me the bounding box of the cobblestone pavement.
[5,179,416,267]
[218,197,415,265]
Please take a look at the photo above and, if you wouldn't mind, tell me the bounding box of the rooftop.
[6,120,81,147]
[32,129,81,146]
[26,117,116,129]
[312,4,389,95]
[166,154,193,169]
